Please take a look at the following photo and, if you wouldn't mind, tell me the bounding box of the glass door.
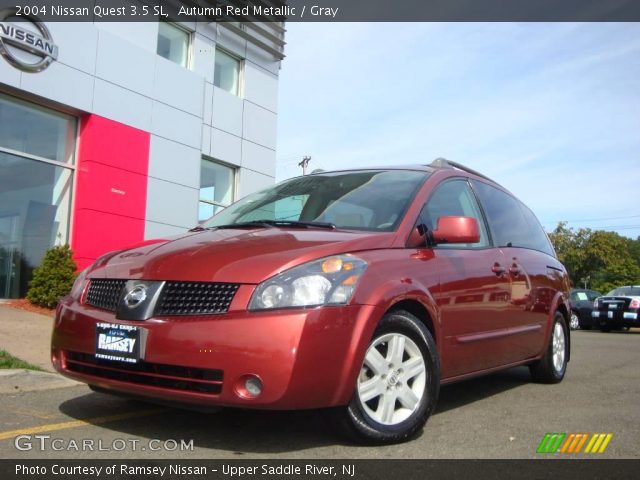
[0,215,19,298]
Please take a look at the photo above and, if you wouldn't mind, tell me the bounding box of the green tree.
[548,222,591,284]
[548,223,640,291]
[26,245,77,309]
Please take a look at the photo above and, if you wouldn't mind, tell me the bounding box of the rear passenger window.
[422,179,489,248]
[471,180,555,256]
[517,201,555,257]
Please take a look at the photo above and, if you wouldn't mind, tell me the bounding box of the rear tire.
[530,312,568,384]
[330,310,439,444]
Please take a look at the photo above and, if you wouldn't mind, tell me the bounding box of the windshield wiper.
[264,220,336,230]
[207,220,336,230]
[210,221,277,229]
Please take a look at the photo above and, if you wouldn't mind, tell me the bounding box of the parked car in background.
[51,159,571,444]
[569,288,601,330]
[592,286,640,332]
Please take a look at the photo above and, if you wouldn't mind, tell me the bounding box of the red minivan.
[52,159,571,443]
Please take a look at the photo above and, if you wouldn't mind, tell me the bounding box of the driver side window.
[422,179,489,248]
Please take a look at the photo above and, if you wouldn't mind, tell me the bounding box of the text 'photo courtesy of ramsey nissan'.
[0,1,639,479]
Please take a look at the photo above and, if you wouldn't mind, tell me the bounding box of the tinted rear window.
[471,180,555,257]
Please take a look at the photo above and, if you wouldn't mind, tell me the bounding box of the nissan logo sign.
[0,7,57,72]
[123,285,148,309]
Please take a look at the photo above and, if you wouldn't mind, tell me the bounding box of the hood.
[89,228,395,284]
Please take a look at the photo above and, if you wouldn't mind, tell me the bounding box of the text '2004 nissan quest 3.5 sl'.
[52,158,571,444]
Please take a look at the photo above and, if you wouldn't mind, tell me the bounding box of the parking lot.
[0,329,638,459]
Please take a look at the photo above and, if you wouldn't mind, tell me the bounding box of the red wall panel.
[71,115,150,269]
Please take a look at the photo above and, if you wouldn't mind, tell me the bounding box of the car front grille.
[156,281,240,316]
[86,279,127,312]
[64,351,223,394]
[85,279,240,316]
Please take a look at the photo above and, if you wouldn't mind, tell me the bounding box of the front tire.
[530,312,568,384]
[332,310,440,444]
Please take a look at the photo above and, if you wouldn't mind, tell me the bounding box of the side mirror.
[432,216,480,244]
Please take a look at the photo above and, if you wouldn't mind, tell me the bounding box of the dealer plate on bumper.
[96,322,142,363]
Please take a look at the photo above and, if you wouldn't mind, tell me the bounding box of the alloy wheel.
[357,333,427,425]
[552,322,566,373]
[570,313,579,330]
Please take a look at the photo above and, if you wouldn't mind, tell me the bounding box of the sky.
[275,23,640,239]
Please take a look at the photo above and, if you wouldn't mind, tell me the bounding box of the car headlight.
[249,255,368,311]
[69,267,89,301]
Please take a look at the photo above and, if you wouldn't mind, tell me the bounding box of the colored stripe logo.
[537,433,613,454]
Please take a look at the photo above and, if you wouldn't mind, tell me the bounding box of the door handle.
[491,263,505,275]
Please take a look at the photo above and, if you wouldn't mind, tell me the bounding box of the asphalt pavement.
[0,329,638,459]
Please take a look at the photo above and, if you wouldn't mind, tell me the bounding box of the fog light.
[245,376,263,397]
[235,374,263,399]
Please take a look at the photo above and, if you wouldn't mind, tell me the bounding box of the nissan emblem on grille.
[123,285,148,309]
[115,280,165,321]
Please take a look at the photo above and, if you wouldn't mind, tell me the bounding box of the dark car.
[569,288,601,330]
[592,286,640,332]
[52,158,571,444]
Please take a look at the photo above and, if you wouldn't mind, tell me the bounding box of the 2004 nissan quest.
[52,158,571,444]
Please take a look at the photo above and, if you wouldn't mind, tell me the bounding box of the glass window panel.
[423,179,489,248]
[0,93,76,163]
[157,22,189,67]
[214,49,240,95]
[205,170,429,232]
[200,159,234,206]
[0,151,72,298]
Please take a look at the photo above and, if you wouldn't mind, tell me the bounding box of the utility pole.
[299,156,311,175]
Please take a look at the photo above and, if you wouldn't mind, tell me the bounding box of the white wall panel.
[192,33,215,83]
[244,62,278,113]
[242,140,276,177]
[148,135,200,189]
[238,168,275,198]
[242,102,277,150]
[96,30,155,98]
[146,177,199,228]
[203,82,213,125]
[154,56,204,117]
[47,22,98,75]
[151,101,201,148]
[145,220,189,240]
[201,125,211,156]
[211,87,243,136]
[93,79,152,131]
[20,62,93,112]
[211,128,241,166]
[94,21,159,53]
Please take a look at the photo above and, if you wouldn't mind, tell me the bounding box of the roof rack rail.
[429,157,497,184]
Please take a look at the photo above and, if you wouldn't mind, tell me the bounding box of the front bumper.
[52,297,382,410]
[592,309,639,327]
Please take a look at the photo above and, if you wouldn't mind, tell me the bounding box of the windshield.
[203,170,430,232]
[606,286,640,296]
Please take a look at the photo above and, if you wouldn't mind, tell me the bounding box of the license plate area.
[95,322,142,364]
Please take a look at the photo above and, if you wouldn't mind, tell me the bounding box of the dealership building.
[0,13,285,298]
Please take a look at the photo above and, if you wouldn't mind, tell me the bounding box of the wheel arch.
[333,285,440,406]
[387,298,438,346]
